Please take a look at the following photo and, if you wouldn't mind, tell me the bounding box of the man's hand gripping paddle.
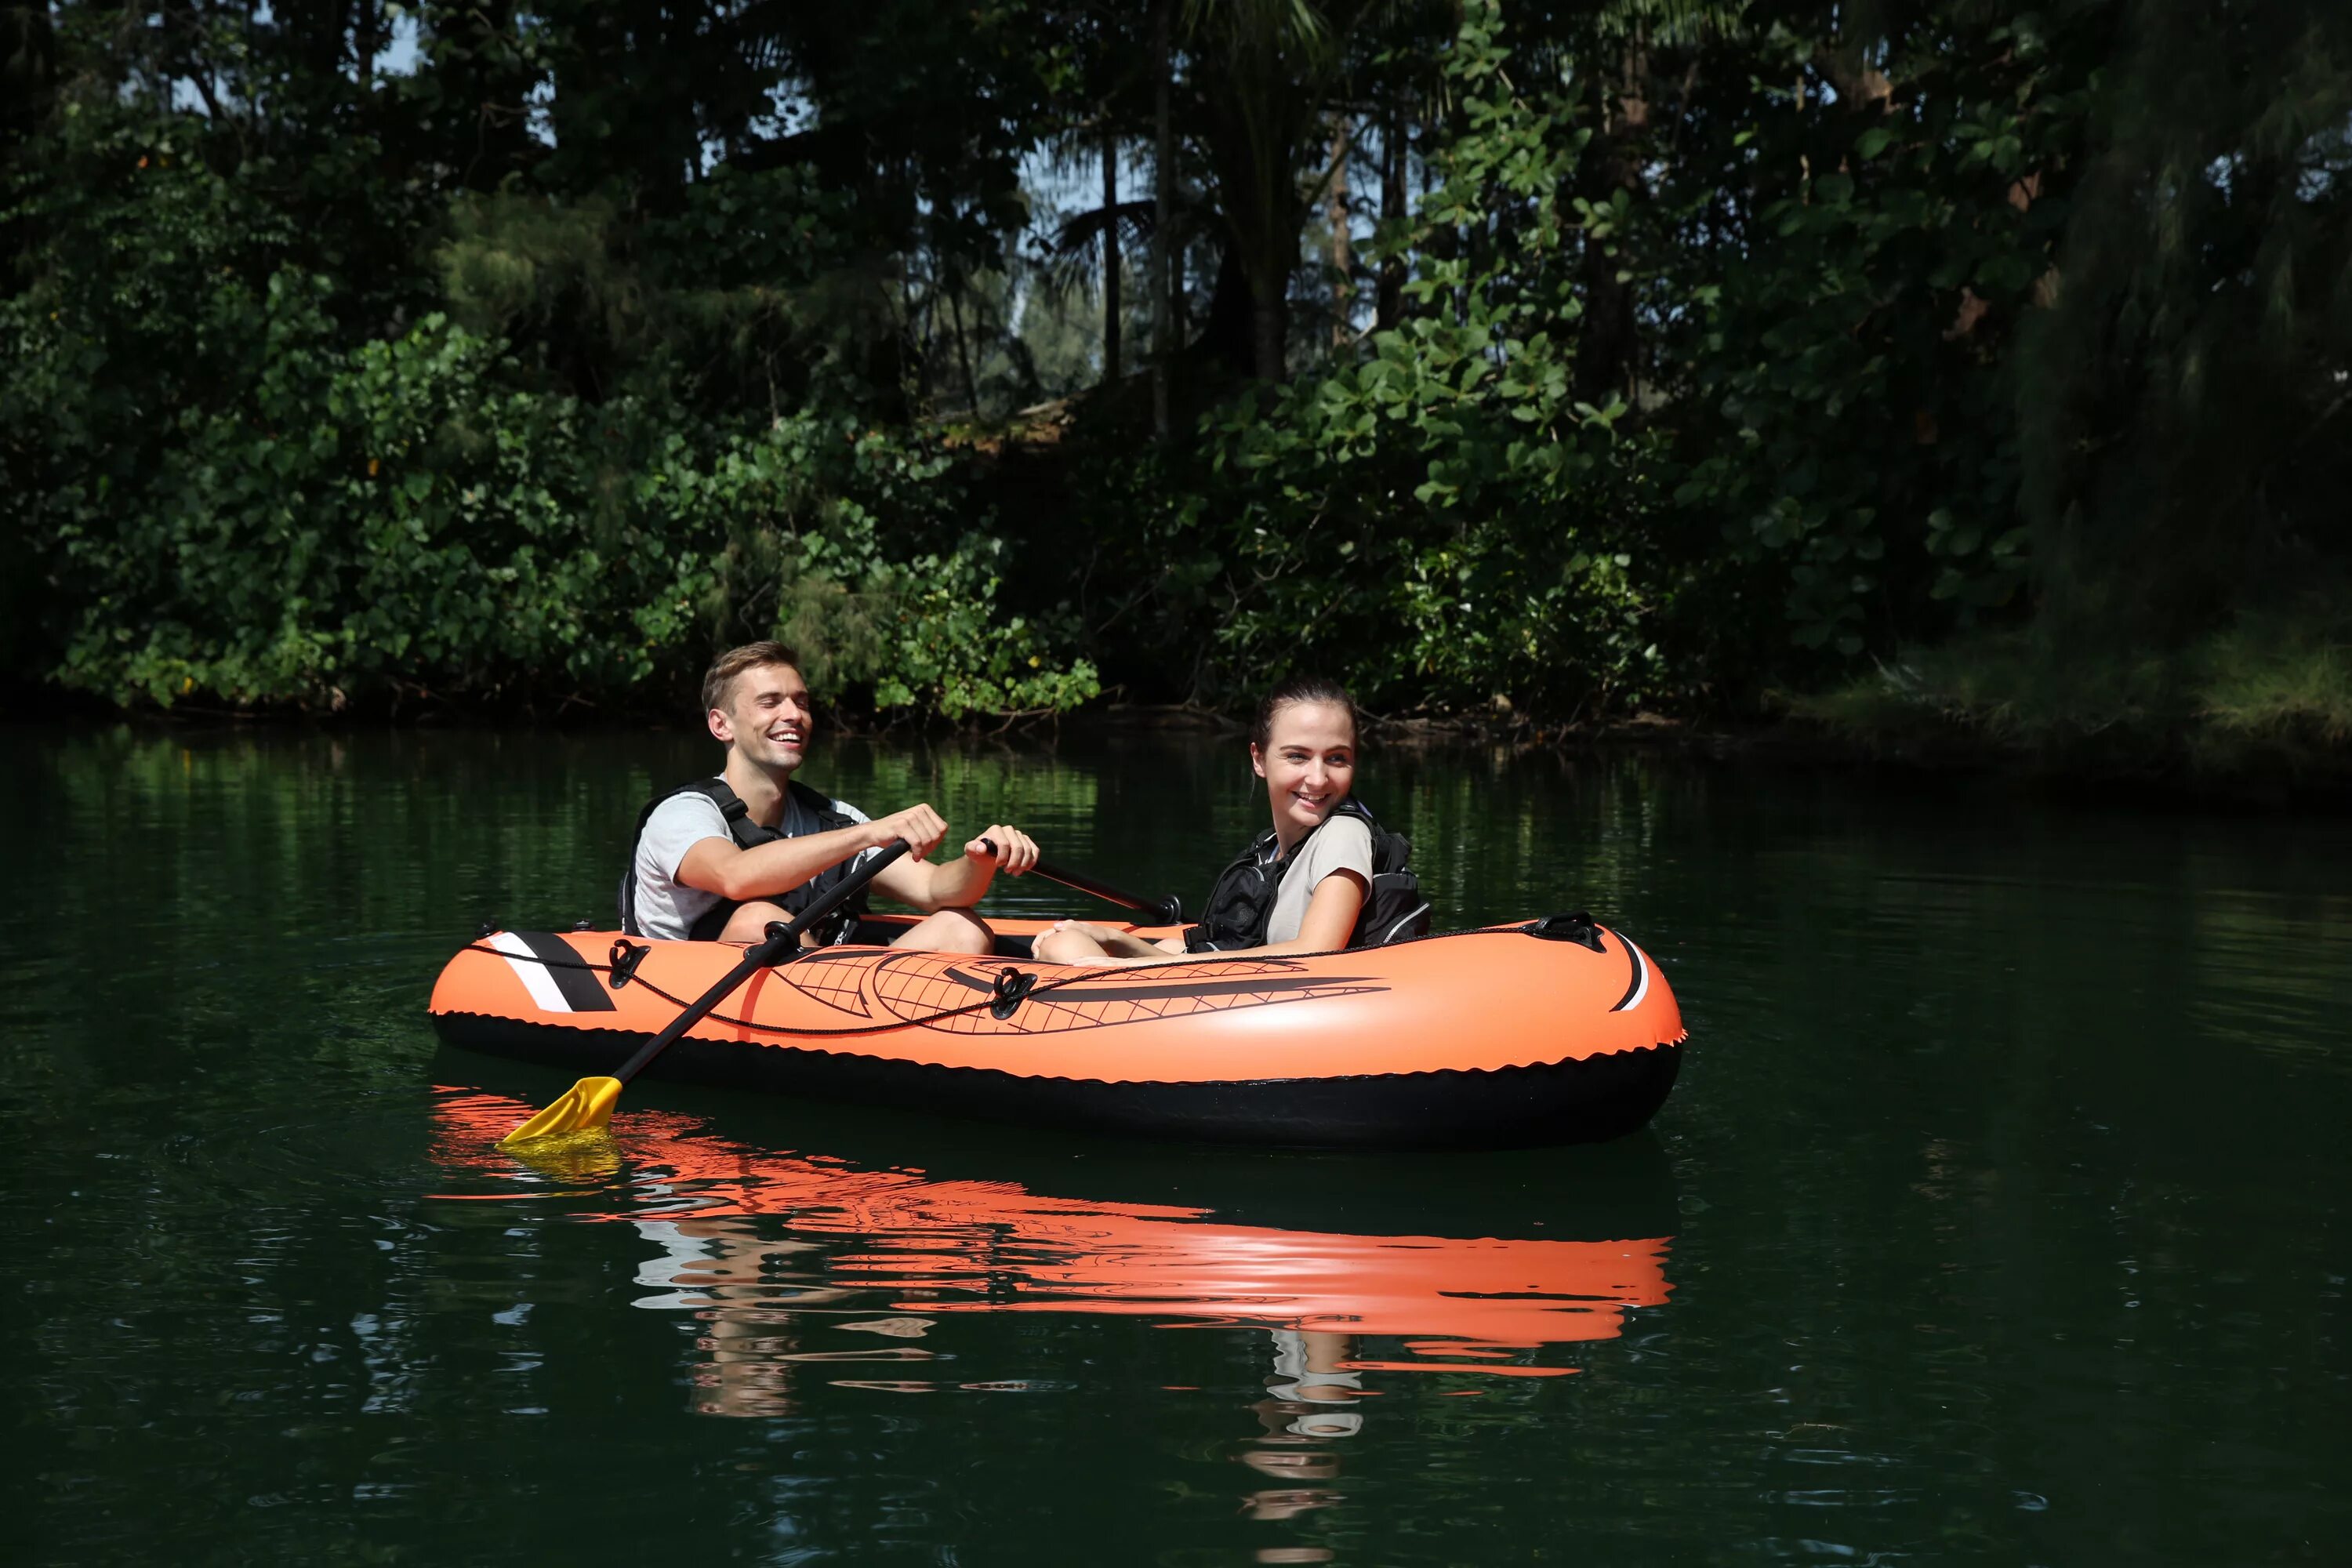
[497,839,913,1149]
[978,837,1182,924]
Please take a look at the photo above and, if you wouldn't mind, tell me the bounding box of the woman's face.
[1251,700,1357,844]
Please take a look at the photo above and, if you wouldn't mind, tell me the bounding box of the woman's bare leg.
[1033,926,1116,964]
[1035,925,1189,965]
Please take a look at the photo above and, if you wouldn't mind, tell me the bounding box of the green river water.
[5,724,2348,1565]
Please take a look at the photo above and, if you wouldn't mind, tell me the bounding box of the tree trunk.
[1327,117,1352,347]
[1252,285,1286,383]
[1151,0,1173,437]
[1172,238,1188,342]
[1102,128,1121,387]
[354,0,377,91]
[1200,243,1254,378]
[904,265,929,408]
[947,278,980,416]
[437,2,542,189]
[1377,105,1406,332]
[1572,73,1645,409]
[1189,17,1311,387]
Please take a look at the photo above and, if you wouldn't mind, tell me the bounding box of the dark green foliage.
[1,6,1091,719]
[2015,0,2352,647]
[2,0,2347,761]
[1092,6,1687,718]
[1803,0,2352,766]
[1665,9,2081,655]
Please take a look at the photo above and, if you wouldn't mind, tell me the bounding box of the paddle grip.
[978,837,1182,924]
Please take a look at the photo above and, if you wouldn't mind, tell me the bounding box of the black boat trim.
[434,1011,1682,1150]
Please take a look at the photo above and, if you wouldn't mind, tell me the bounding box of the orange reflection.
[429,1087,1673,1396]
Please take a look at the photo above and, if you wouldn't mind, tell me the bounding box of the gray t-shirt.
[630,780,873,941]
[1267,815,1374,945]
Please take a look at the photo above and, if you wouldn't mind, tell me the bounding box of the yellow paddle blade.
[496,1130,625,1184]
[499,1076,624,1148]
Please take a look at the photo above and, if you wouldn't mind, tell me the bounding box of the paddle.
[498,838,913,1148]
[981,837,1183,924]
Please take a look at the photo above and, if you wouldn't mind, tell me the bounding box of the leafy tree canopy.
[3,0,2347,768]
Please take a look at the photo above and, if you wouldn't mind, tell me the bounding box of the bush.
[2,104,1094,720]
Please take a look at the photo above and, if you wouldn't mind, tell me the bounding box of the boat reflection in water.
[430,1084,1675,1526]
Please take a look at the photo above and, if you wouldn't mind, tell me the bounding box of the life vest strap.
[619,776,869,942]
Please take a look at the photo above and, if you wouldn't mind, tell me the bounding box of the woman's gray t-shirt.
[1266,815,1374,945]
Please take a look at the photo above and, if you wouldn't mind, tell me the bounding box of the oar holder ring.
[608,939,650,991]
[989,967,1037,1020]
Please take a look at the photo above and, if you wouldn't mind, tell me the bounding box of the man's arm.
[677,804,951,904]
[869,825,1040,912]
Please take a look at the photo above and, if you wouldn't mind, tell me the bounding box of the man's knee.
[929,908,993,955]
[894,907,992,954]
[717,902,789,943]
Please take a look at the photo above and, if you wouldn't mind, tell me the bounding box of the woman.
[1035,676,1398,966]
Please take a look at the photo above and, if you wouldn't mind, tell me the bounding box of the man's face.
[710,662,815,772]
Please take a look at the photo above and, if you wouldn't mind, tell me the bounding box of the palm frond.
[1184,0,1332,51]
[1041,196,1214,294]
[1598,0,1749,49]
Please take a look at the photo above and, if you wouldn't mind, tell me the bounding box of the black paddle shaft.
[979,837,1183,924]
[610,838,913,1087]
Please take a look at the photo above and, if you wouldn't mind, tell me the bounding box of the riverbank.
[1779,618,2352,804]
[14,685,2350,811]
[1057,707,2352,815]
[15,575,2350,805]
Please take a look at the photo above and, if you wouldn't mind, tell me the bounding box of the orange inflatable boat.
[427,912,1685,1149]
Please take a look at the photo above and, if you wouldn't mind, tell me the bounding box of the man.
[620,641,1040,949]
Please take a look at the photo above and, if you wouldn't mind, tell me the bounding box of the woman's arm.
[1243,869,1368,957]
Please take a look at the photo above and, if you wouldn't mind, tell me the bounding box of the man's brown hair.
[701,641,804,717]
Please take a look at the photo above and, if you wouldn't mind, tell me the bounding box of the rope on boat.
[454,920,1535,1040]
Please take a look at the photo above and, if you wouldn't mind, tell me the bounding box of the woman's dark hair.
[1250,675,1358,750]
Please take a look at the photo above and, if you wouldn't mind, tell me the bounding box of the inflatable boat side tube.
[432,1011,1682,1151]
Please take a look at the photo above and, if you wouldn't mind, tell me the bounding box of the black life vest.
[619,777,871,942]
[1182,797,1429,953]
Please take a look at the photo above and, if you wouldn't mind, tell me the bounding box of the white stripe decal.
[487,931,573,1014]
[1622,942,1650,1011]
